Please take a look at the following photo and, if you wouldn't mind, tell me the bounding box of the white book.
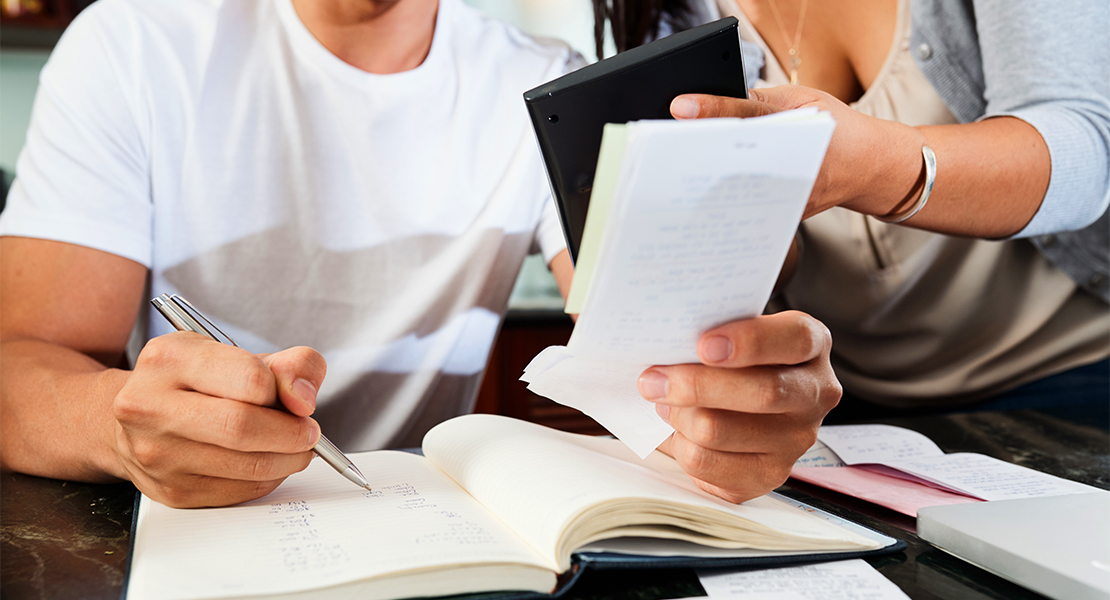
[125,414,898,600]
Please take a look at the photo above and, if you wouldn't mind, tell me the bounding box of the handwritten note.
[127,452,552,600]
[793,439,846,468]
[805,425,1097,505]
[525,111,836,457]
[697,559,910,599]
[817,425,944,465]
[883,453,1097,501]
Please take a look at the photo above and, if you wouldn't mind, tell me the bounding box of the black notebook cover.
[523,17,750,262]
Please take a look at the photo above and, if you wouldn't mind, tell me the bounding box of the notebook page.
[423,414,878,572]
[127,451,552,600]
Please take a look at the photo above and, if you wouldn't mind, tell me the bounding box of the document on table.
[692,559,910,600]
[792,425,1098,509]
[523,109,836,458]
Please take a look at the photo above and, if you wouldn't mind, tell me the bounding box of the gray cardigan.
[910,0,1110,302]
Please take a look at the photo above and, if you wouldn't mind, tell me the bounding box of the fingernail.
[655,403,671,422]
[702,335,734,363]
[292,378,317,410]
[305,420,321,450]
[671,97,699,119]
[638,370,669,400]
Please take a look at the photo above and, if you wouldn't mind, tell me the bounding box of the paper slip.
[817,425,944,465]
[522,346,670,458]
[881,453,1097,502]
[524,110,836,458]
[813,425,1097,502]
[696,559,910,600]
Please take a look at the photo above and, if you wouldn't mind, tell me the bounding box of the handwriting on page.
[793,439,846,468]
[570,174,813,366]
[128,452,551,600]
[266,482,472,573]
[886,453,1096,501]
[697,559,910,600]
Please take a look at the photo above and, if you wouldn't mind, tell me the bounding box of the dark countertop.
[3,408,1107,600]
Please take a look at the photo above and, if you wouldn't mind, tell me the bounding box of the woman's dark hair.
[591,0,700,58]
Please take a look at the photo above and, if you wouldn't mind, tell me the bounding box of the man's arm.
[548,248,839,503]
[1,237,324,507]
[1,237,144,480]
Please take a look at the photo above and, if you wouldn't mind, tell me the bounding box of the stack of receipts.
[791,424,1099,516]
[522,108,836,458]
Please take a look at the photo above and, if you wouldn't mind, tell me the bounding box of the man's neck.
[291,0,439,74]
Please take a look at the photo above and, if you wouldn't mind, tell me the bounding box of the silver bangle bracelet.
[875,145,936,224]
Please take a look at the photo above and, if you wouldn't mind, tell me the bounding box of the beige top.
[719,0,1109,406]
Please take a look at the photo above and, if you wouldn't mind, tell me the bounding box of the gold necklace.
[765,0,809,84]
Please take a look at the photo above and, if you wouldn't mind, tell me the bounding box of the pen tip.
[363,484,373,492]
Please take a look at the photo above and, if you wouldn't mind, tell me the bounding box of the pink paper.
[790,465,981,517]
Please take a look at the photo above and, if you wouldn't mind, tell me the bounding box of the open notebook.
[123,414,902,600]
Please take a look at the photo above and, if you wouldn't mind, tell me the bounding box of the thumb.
[262,346,327,417]
[670,87,807,120]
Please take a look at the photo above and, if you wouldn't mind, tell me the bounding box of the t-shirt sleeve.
[974,0,1110,239]
[534,193,568,265]
[0,3,153,267]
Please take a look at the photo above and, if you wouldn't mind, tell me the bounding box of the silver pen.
[150,293,371,492]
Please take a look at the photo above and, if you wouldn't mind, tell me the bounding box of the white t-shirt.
[0,0,578,449]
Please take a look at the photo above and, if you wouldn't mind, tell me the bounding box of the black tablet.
[524,17,748,263]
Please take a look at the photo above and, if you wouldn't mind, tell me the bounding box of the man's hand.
[112,333,326,508]
[637,311,840,503]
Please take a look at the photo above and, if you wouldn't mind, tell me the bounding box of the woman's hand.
[671,87,927,221]
[638,311,841,503]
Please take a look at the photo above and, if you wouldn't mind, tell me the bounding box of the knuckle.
[789,313,827,360]
[129,437,167,468]
[822,377,843,411]
[747,454,791,493]
[787,426,819,459]
[676,442,716,480]
[156,483,196,508]
[246,453,277,481]
[112,391,146,424]
[241,362,274,401]
[250,479,282,500]
[753,369,789,412]
[293,346,327,378]
[217,405,253,442]
[765,456,794,488]
[137,333,192,373]
[684,410,725,448]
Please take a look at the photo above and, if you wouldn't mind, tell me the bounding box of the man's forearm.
[0,338,128,482]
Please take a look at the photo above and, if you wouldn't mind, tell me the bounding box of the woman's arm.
[672,88,1055,239]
